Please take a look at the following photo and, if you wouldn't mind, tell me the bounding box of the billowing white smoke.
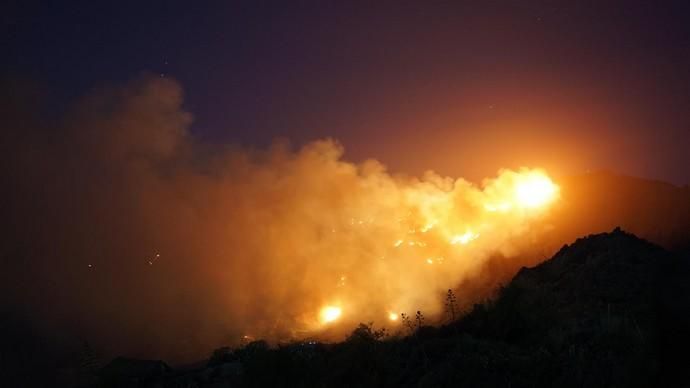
[0,75,558,361]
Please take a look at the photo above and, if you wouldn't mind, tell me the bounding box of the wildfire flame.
[450,231,480,245]
[3,76,567,356]
[514,172,558,208]
[307,167,559,333]
[320,306,342,323]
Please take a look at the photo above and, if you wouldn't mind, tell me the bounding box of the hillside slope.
[547,172,690,250]
[93,228,690,387]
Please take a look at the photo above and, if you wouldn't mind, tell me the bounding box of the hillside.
[89,228,690,387]
[547,172,690,251]
[444,171,690,319]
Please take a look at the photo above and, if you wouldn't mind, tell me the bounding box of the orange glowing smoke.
[0,74,576,360]
[6,74,561,348]
[308,166,559,332]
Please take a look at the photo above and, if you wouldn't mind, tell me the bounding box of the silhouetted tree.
[415,310,424,330]
[445,289,458,321]
[347,322,387,343]
[401,313,414,334]
[79,341,99,374]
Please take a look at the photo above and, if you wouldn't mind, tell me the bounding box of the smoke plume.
[0,75,559,361]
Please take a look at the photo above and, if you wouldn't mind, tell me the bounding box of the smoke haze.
[0,75,585,362]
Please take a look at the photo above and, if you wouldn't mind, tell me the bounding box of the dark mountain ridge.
[86,228,690,387]
[547,172,690,251]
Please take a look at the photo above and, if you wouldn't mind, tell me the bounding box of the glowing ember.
[320,306,342,323]
[420,221,436,232]
[450,231,479,245]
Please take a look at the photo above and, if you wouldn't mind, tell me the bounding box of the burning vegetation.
[301,166,559,332]
[3,76,563,361]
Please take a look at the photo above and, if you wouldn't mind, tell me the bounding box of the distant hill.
[287,172,690,326]
[440,171,690,314]
[447,228,690,387]
[91,229,690,387]
[547,171,690,251]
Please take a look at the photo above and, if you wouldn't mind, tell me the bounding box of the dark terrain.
[2,172,690,387]
[30,228,688,387]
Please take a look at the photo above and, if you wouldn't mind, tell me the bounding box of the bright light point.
[426,258,434,264]
[450,231,479,245]
[393,239,404,247]
[388,312,398,321]
[320,306,342,323]
[515,173,557,208]
[420,221,436,232]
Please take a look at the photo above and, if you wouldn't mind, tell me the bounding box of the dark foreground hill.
[85,228,690,388]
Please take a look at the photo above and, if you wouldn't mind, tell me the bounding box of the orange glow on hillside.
[301,164,560,334]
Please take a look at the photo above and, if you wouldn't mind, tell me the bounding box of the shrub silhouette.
[445,289,458,321]
[347,322,387,343]
[208,346,236,366]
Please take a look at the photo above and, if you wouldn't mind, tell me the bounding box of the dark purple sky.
[4,0,690,184]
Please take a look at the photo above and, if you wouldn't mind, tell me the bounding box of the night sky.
[4,0,690,183]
